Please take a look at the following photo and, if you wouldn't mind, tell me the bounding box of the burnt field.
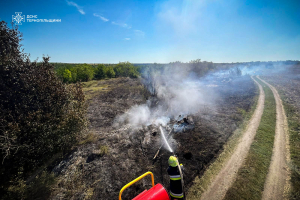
[261,65,300,113]
[50,75,257,200]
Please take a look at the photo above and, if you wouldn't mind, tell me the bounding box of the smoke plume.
[114,61,298,130]
[114,64,217,129]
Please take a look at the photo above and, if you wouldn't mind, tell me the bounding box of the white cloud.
[93,13,109,22]
[134,30,145,37]
[112,21,131,29]
[124,38,131,40]
[66,0,85,15]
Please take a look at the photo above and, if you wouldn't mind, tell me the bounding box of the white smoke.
[114,64,217,129]
[114,61,298,130]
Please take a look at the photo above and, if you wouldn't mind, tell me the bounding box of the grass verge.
[223,77,276,200]
[278,93,300,199]
[187,79,259,199]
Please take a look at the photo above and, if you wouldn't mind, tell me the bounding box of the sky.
[0,0,299,63]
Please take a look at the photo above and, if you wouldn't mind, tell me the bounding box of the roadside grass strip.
[280,95,300,199]
[187,79,259,200]
[223,77,276,200]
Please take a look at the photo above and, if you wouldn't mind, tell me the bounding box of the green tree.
[106,67,115,78]
[94,64,106,80]
[113,65,123,77]
[76,64,94,82]
[54,63,75,81]
[70,67,77,82]
[127,65,139,78]
[63,69,72,83]
[114,62,139,78]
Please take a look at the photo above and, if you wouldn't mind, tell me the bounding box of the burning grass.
[223,77,276,200]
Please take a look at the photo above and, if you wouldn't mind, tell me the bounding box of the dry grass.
[81,77,150,101]
[98,145,109,156]
[280,94,300,199]
[78,132,98,145]
[81,80,111,100]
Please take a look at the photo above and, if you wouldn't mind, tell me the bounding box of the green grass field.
[280,94,300,199]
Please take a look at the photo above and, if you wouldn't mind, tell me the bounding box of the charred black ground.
[51,75,257,199]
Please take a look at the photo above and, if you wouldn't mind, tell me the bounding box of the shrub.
[0,21,87,197]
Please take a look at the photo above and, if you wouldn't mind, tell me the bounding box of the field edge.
[186,77,260,200]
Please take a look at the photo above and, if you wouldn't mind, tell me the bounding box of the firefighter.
[167,156,184,200]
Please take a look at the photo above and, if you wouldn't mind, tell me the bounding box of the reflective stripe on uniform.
[169,175,181,178]
[170,177,181,180]
[169,175,181,180]
[170,191,184,198]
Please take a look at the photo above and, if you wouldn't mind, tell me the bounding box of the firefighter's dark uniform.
[167,164,184,200]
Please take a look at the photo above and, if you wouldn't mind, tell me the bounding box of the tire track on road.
[199,76,265,200]
[258,76,291,200]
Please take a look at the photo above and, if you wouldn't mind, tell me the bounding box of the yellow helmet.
[168,156,178,167]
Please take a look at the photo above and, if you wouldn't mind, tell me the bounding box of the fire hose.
[174,154,186,200]
[119,126,186,200]
[153,126,186,200]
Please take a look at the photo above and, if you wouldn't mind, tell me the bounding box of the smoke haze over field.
[114,61,299,129]
[114,65,219,129]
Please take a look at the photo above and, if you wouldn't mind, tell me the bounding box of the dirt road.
[200,77,265,200]
[258,76,290,200]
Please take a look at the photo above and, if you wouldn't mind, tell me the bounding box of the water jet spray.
[153,127,173,161]
[160,126,173,153]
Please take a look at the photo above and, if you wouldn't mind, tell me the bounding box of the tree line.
[54,62,141,83]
